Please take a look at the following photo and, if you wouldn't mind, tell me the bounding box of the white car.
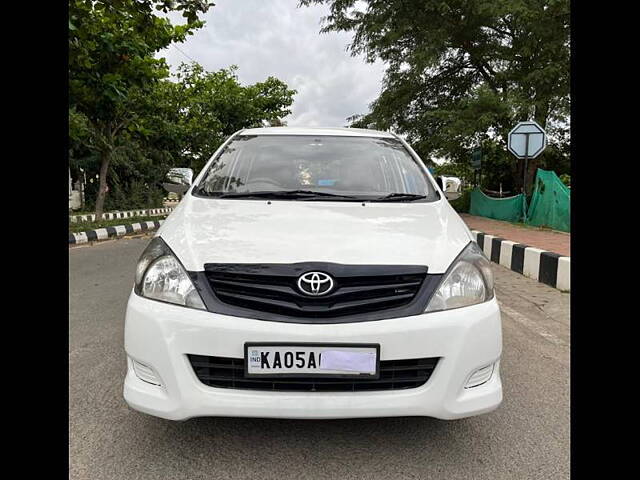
[124,127,502,420]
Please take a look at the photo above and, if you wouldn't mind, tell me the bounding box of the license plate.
[244,343,380,378]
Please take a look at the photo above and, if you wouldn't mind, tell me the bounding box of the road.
[69,236,570,480]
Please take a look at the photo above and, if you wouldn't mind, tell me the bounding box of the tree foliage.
[134,63,296,174]
[69,0,295,215]
[300,0,570,193]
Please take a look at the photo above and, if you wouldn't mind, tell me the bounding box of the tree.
[136,63,296,173]
[300,0,570,194]
[69,0,213,219]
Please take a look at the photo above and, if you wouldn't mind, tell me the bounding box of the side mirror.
[163,168,194,194]
[444,191,462,201]
[436,175,462,201]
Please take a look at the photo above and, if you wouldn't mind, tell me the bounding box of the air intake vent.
[188,355,439,392]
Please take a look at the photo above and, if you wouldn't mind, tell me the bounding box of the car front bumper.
[123,291,502,420]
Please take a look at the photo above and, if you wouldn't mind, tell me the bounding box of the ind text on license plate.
[244,343,380,378]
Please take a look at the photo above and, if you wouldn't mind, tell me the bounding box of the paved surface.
[461,214,570,256]
[70,237,570,480]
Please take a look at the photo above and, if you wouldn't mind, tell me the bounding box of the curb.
[470,229,570,292]
[69,220,164,245]
[70,207,174,223]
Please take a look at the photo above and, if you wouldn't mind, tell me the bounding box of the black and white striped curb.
[69,220,164,244]
[471,230,570,292]
[70,207,174,223]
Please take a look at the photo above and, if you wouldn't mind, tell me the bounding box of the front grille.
[203,263,428,319]
[188,354,439,392]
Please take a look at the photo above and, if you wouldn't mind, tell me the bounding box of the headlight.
[134,237,206,310]
[425,242,494,312]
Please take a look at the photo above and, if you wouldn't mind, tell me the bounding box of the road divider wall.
[70,207,174,223]
[471,229,570,292]
[69,220,164,245]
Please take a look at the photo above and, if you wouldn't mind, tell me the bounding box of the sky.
[158,0,386,127]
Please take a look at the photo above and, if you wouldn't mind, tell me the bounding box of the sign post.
[507,121,547,196]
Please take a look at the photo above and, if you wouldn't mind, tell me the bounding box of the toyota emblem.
[297,271,334,296]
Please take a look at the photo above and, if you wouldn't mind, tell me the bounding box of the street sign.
[471,148,482,169]
[508,121,547,159]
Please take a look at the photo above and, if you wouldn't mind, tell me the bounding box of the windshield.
[193,135,437,201]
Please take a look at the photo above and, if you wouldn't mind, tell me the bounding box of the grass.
[69,215,168,234]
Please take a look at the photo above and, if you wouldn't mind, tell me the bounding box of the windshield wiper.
[371,193,428,202]
[214,190,360,200]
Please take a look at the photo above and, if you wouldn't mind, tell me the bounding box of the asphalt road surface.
[69,236,570,480]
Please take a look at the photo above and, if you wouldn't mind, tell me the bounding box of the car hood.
[157,196,473,274]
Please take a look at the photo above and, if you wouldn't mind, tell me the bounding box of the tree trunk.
[511,155,539,197]
[524,157,539,197]
[94,149,112,221]
[512,158,524,193]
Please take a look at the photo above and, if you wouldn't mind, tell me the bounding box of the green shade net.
[469,188,527,223]
[526,169,570,232]
[468,169,570,232]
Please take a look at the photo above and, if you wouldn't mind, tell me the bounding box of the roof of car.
[239,126,396,138]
